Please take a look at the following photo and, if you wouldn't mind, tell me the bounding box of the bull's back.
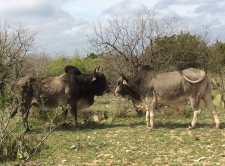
[150,71,188,104]
[150,71,208,106]
[24,75,71,110]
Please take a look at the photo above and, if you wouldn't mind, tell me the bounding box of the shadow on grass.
[155,122,225,129]
[28,120,224,134]
[54,121,146,132]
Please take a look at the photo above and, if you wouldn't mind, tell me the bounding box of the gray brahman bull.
[114,65,220,130]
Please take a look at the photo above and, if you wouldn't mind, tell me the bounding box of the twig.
[22,124,59,164]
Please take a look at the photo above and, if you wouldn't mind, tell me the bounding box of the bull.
[114,65,220,130]
[12,66,109,132]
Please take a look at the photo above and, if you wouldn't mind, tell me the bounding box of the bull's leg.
[61,108,68,126]
[145,95,156,130]
[202,91,220,128]
[146,110,151,128]
[70,104,78,129]
[189,109,201,129]
[62,108,68,121]
[20,104,31,132]
[189,95,201,129]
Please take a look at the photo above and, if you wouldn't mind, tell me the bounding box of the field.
[4,94,225,166]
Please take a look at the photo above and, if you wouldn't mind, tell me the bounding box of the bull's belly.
[32,99,68,111]
[32,98,94,111]
[156,96,188,107]
[77,98,94,110]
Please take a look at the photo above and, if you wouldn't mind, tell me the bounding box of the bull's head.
[114,75,130,97]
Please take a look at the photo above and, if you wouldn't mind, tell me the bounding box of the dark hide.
[14,66,109,132]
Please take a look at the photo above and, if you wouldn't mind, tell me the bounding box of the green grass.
[2,94,225,166]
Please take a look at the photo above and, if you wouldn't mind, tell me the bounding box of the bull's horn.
[94,66,100,74]
[92,66,100,82]
[97,66,100,73]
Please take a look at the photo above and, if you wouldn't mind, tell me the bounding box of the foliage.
[114,99,134,117]
[211,40,225,68]
[208,41,225,92]
[146,32,209,71]
[0,21,35,97]
[0,133,44,163]
[213,93,225,108]
[44,53,101,77]
[0,21,57,165]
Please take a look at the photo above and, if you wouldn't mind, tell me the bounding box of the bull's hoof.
[25,129,31,133]
[61,122,67,128]
[188,126,193,130]
[146,126,154,132]
[73,124,80,131]
[216,123,221,129]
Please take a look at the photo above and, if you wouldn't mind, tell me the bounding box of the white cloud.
[0,0,224,56]
[195,3,225,15]
[154,0,223,9]
[102,0,148,17]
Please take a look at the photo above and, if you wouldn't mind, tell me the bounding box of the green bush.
[0,133,44,163]
[0,94,11,108]
[44,54,102,77]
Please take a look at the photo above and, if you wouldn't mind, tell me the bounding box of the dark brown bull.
[114,65,220,130]
[12,66,109,132]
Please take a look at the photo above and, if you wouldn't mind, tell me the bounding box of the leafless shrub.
[89,9,181,77]
[114,99,134,117]
[0,20,56,164]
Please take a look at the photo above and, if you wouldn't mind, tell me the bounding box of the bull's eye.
[117,80,122,86]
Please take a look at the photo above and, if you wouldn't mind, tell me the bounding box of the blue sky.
[0,0,224,56]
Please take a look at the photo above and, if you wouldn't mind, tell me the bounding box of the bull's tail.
[10,97,19,118]
[10,108,18,118]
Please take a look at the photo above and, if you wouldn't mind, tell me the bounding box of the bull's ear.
[120,74,128,83]
[91,77,96,82]
[122,79,129,86]
[120,74,129,86]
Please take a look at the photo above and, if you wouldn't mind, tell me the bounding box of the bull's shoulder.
[17,75,55,87]
[65,66,81,75]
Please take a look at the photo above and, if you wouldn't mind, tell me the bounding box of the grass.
[2,94,225,166]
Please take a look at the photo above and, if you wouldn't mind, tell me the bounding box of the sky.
[0,0,225,57]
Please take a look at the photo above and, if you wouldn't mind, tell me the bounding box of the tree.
[209,40,225,71]
[0,21,36,97]
[208,41,225,91]
[0,21,48,164]
[0,21,64,164]
[22,51,52,77]
[147,32,209,71]
[89,9,181,77]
